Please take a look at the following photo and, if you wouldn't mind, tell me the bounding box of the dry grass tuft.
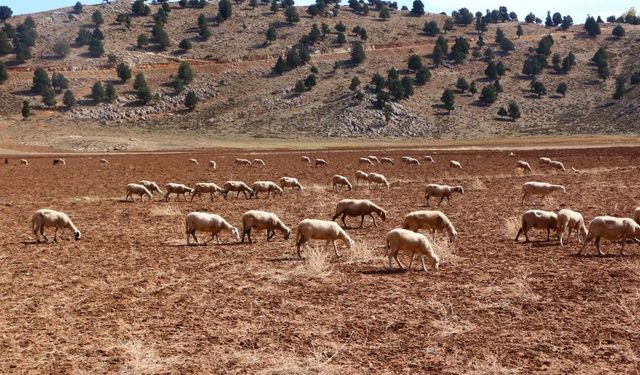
[468,178,487,191]
[116,339,180,374]
[426,299,475,337]
[432,240,463,265]
[346,240,379,264]
[467,353,519,375]
[149,206,182,217]
[503,216,521,239]
[298,247,332,278]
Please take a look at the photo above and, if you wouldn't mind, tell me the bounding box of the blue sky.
[4,0,634,22]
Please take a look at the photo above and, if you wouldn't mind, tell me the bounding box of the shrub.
[185,91,199,110]
[423,20,440,36]
[75,29,93,46]
[51,72,69,92]
[132,0,151,16]
[440,89,454,112]
[91,81,105,103]
[556,82,567,97]
[21,100,30,118]
[105,82,117,103]
[117,63,132,83]
[92,10,104,26]
[285,6,300,24]
[349,76,360,90]
[53,40,71,58]
[507,101,521,120]
[266,24,277,44]
[218,0,233,21]
[480,84,497,104]
[530,80,546,97]
[63,90,76,108]
[0,61,7,83]
[88,39,104,57]
[42,86,57,107]
[351,41,366,64]
[31,67,50,94]
[415,66,431,85]
[407,54,422,71]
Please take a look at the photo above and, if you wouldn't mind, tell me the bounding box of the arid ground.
[0,147,639,373]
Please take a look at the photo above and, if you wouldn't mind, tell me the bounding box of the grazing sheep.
[367,155,380,163]
[208,160,217,170]
[571,167,581,174]
[424,156,435,162]
[125,183,153,201]
[278,176,303,191]
[400,156,412,165]
[251,181,283,198]
[424,184,464,207]
[315,158,328,167]
[332,175,353,191]
[189,158,199,166]
[449,160,463,169]
[521,182,566,205]
[539,157,551,166]
[516,160,532,173]
[367,172,390,189]
[32,209,81,243]
[386,228,439,272]
[53,158,66,166]
[253,159,266,166]
[404,157,420,166]
[509,152,515,157]
[138,180,163,195]
[164,183,194,202]
[549,160,566,172]
[355,170,369,184]
[191,182,224,201]
[235,158,252,166]
[634,207,640,225]
[515,210,558,243]
[402,210,457,243]
[223,180,254,199]
[578,216,640,256]
[380,157,395,166]
[301,156,311,163]
[359,157,374,166]
[241,210,290,243]
[557,209,588,246]
[185,212,240,245]
[20,159,28,166]
[100,159,110,166]
[332,199,386,228]
[295,219,354,259]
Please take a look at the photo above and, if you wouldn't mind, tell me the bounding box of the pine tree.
[63,90,76,108]
[480,84,497,104]
[270,0,279,13]
[42,86,56,107]
[440,89,454,113]
[273,55,287,74]
[53,40,71,58]
[349,76,360,90]
[507,101,521,120]
[613,76,625,99]
[516,24,523,38]
[469,81,477,94]
[497,106,507,118]
[304,74,317,88]
[336,32,346,45]
[133,73,147,91]
[294,79,306,93]
[21,100,30,119]
[266,24,277,44]
[185,91,199,110]
[91,81,105,103]
[285,6,300,24]
[105,82,117,103]
[423,20,440,36]
[530,80,546,97]
[218,0,233,21]
[351,41,366,64]
[177,62,194,84]
[179,39,192,51]
[31,67,50,94]
[410,0,424,16]
[51,73,69,92]
[584,16,600,36]
[73,2,83,14]
[407,54,422,71]
[495,27,505,43]
[455,77,469,92]
[612,24,625,39]
[415,67,431,85]
[556,82,567,97]
[92,10,104,26]
[88,39,104,57]
[0,61,7,83]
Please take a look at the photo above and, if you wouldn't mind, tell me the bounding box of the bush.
[285,6,300,24]
[63,90,76,108]
[530,80,546,97]
[401,76,414,98]
[410,0,424,16]
[455,77,469,92]
[91,81,105,103]
[423,20,439,36]
[613,76,625,99]
[497,106,507,118]
[218,0,233,21]
[266,24,277,43]
[440,89,454,112]
[179,38,192,52]
[480,84,497,104]
[51,73,69,92]
[75,29,93,46]
[92,10,104,26]
[612,24,625,39]
[304,74,317,88]
[351,41,366,64]
[379,6,390,20]
[335,21,347,32]
[73,2,83,14]
[294,79,307,93]
[407,54,422,71]
[105,82,117,103]
[42,86,57,107]
[507,101,520,120]
[349,76,360,90]
[415,66,431,85]
[132,0,151,16]
[185,91,199,110]
[584,16,600,36]
[556,82,567,97]
[117,63,132,83]
[0,61,7,83]
[630,72,640,85]
[53,40,71,58]
[88,39,104,57]
[31,67,50,94]
[177,62,194,84]
[133,73,147,91]
[21,100,30,119]
[336,32,346,45]
[137,85,152,104]
[273,56,287,74]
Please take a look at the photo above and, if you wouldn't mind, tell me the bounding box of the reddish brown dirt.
[0,147,639,373]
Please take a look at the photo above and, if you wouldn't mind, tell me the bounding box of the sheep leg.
[125,192,131,201]
[425,195,430,207]
[438,196,445,206]
[393,252,405,270]
[421,256,428,272]
[620,236,626,256]
[341,214,348,228]
[360,215,365,228]
[521,192,527,206]
[236,191,240,199]
[296,236,306,259]
[53,228,59,243]
[267,230,275,242]
[566,227,572,244]
[370,214,377,227]
[577,235,592,255]
[546,228,550,241]
[595,237,604,256]
[446,196,451,205]
[190,192,196,202]
[332,240,340,257]
[241,228,251,243]
[408,253,414,270]
[515,227,523,241]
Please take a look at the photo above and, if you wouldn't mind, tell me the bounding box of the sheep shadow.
[21,240,50,246]
[361,268,406,275]
[525,241,560,248]
[264,256,301,263]
[571,253,640,259]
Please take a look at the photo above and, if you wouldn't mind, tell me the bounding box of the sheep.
[332,199,386,228]
[125,183,153,201]
[208,160,217,170]
[294,219,354,259]
[185,212,240,245]
[241,210,290,243]
[223,180,254,199]
[557,209,588,246]
[571,167,581,174]
[367,172,390,189]
[424,184,464,207]
[424,156,435,163]
[20,159,28,166]
[516,160,532,173]
[577,216,640,256]
[100,159,110,166]
[53,158,66,166]
[549,160,566,172]
[235,158,252,166]
[515,210,558,243]
[189,158,199,166]
[521,182,566,205]
[400,156,412,165]
[253,158,266,166]
[359,157,374,166]
[315,158,328,167]
[301,156,311,163]
[191,182,224,201]
[508,152,516,157]
[355,170,369,184]
[386,228,439,272]
[449,160,463,169]
[380,157,395,166]
[402,210,457,243]
[331,175,353,191]
[251,181,283,198]
[138,180,163,195]
[32,209,81,243]
[405,157,420,166]
[164,183,194,202]
[278,176,303,191]
[539,157,551,166]
[634,207,640,225]
[367,155,380,163]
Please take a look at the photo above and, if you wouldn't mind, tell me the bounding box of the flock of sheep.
[18,153,640,272]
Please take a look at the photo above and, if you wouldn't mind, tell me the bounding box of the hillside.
[0,0,639,150]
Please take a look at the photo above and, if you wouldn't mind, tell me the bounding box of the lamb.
[539,157,551,166]
[20,159,28,166]
[449,160,463,169]
[516,160,532,173]
[164,183,194,201]
[208,160,217,170]
[424,184,464,206]
[400,156,412,165]
[355,170,369,184]
[634,207,640,225]
[406,157,420,166]
[278,176,303,191]
[241,210,291,243]
[189,158,199,166]
[331,175,353,191]
[301,156,311,163]
[424,156,435,163]
[315,158,328,167]
[100,159,110,166]
[332,199,386,228]
[557,209,588,246]
[402,210,457,243]
[223,180,254,199]
[253,159,266,166]
[138,180,163,195]
[294,219,354,259]
[251,181,283,198]
[386,228,439,272]
[367,155,380,163]
[359,157,374,166]
[185,212,240,245]
[577,216,640,256]
[515,210,558,243]
[53,158,66,166]
[235,158,252,166]
[125,183,153,201]
[367,172,390,189]
[521,182,566,205]
[32,209,81,243]
[380,157,395,166]
[190,182,224,201]
[549,160,566,172]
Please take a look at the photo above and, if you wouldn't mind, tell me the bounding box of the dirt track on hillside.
[0,147,639,373]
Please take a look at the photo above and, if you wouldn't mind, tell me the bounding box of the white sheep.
[557,209,587,246]
[515,210,558,242]
[355,170,369,184]
[164,183,194,201]
[32,209,81,243]
[571,167,581,174]
[449,160,463,169]
[402,210,457,243]
[521,182,566,205]
[241,210,291,243]
[278,176,303,191]
[191,182,224,201]
[295,219,354,259]
[138,180,163,195]
[399,156,413,165]
[367,155,380,163]
[404,157,420,166]
[539,157,551,166]
[516,160,532,173]
[53,158,66,166]
[301,156,311,163]
[380,157,395,166]
[367,172,390,189]
[331,175,353,191]
[20,159,28,166]
[332,199,386,228]
[315,158,328,167]
[549,160,566,172]
[424,184,464,206]
[100,159,110,166]
[359,157,374,166]
[209,160,217,170]
[185,212,240,245]
[235,158,252,166]
[251,181,283,198]
[253,158,266,166]
[508,152,515,157]
[634,207,640,225]
[189,158,199,166]
[125,183,153,201]
[386,228,439,272]
[578,216,640,256]
[223,180,254,199]
[424,156,435,163]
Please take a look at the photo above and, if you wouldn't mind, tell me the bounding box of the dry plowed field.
[1,147,639,373]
